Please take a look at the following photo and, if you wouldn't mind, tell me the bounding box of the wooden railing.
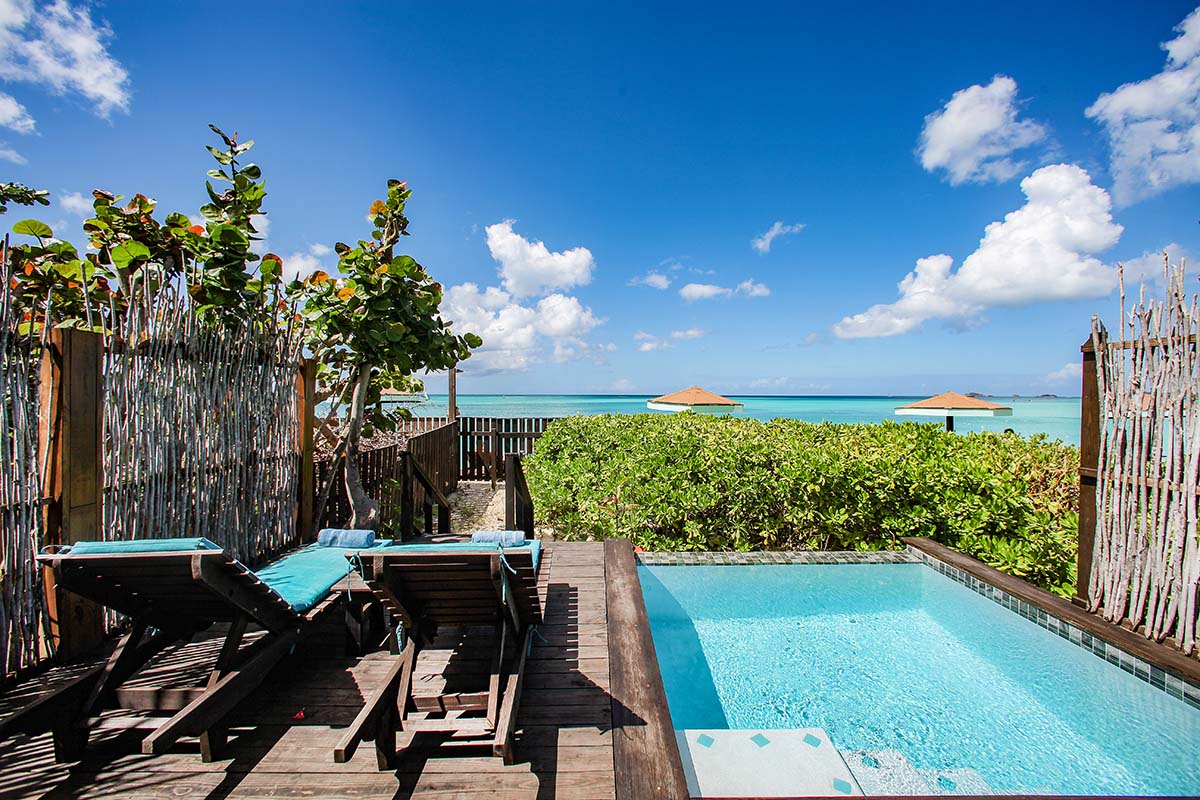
[457,416,559,484]
[504,453,535,536]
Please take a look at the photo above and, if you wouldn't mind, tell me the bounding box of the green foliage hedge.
[525,414,1080,596]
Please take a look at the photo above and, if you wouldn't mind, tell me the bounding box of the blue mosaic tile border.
[635,549,921,566]
[910,546,1200,711]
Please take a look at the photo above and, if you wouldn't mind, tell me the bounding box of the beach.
[410,394,1083,446]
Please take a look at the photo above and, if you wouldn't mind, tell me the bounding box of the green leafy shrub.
[525,414,1079,596]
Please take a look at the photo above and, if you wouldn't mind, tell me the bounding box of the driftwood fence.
[1078,260,1200,654]
[0,245,47,679]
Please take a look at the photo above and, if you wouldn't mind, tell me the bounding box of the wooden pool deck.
[0,541,661,800]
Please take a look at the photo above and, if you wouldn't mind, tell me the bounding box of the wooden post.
[40,328,105,659]
[490,419,499,491]
[447,365,458,422]
[1076,337,1099,606]
[399,452,414,541]
[297,358,316,542]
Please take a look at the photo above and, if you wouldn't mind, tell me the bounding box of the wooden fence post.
[297,358,316,541]
[39,328,105,659]
[399,452,414,541]
[1076,337,1099,606]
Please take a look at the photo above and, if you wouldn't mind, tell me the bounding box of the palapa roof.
[650,386,741,407]
[898,391,1011,412]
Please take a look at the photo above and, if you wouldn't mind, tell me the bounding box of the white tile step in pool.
[677,729,863,797]
[843,749,995,796]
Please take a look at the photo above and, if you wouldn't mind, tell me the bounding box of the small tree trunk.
[345,366,380,529]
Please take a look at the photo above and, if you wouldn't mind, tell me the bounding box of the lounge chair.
[17,535,389,762]
[334,540,542,767]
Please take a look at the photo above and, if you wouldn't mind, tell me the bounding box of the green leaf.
[12,219,53,238]
[110,240,151,269]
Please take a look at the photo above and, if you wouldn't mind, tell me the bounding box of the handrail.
[504,453,534,536]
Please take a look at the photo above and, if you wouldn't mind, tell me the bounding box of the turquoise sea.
[409,394,1082,446]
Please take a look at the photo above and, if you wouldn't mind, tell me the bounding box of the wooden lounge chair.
[12,536,386,762]
[334,541,542,767]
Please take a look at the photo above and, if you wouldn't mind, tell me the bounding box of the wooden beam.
[1077,336,1099,604]
[39,328,105,659]
[605,538,690,800]
[140,629,297,755]
[493,626,532,764]
[297,358,317,540]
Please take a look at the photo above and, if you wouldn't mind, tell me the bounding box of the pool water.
[639,563,1200,796]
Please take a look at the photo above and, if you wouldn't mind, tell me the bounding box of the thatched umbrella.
[647,386,744,413]
[895,391,1012,432]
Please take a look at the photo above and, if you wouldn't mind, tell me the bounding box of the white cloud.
[1086,7,1200,206]
[59,190,90,215]
[1119,243,1189,286]
[443,282,605,373]
[0,0,131,118]
[0,142,24,164]
[919,75,1048,185]
[634,331,671,352]
[802,332,821,346]
[0,90,34,133]
[535,293,603,338]
[752,221,805,254]
[1045,362,1083,384]
[628,270,671,289]
[309,242,332,257]
[609,377,636,392]
[834,164,1123,338]
[485,219,595,298]
[278,251,322,283]
[679,283,732,302]
[736,279,771,297]
[670,328,706,340]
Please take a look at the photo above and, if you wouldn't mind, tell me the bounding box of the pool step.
[678,729,863,797]
[917,767,995,795]
[843,749,936,795]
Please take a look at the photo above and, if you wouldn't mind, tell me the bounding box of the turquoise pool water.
[640,563,1200,796]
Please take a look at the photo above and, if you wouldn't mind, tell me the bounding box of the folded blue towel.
[471,530,527,547]
[317,528,376,548]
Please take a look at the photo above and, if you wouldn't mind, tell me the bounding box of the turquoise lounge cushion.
[380,540,541,575]
[67,537,221,554]
[254,539,392,613]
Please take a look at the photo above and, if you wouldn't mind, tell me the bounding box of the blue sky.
[3,1,1200,396]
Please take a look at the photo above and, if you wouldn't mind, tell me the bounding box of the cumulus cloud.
[0,143,24,164]
[670,328,706,340]
[1086,7,1200,206]
[752,221,806,254]
[679,283,732,302]
[485,219,595,298]
[919,75,1048,185]
[309,242,332,257]
[1117,243,1188,287]
[0,0,131,119]
[1045,362,1083,384]
[628,270,671,289]
[0,90,34,133]
[634,331,671,352]
[736,279,771,297]
[277,244,333,283]
[59,190,91,215]
[834,164,1123,338]
[442,282,605,373]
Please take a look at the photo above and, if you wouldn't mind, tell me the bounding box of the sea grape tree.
[294,180,480,529]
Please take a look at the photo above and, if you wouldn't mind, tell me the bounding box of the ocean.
[406,394,1082,446]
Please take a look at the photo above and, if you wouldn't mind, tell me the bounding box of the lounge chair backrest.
[359,548,542,628]
[38,550,301,634]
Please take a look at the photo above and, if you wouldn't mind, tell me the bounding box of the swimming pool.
[639,556,1200,797]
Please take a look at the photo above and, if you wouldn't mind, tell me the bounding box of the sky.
[3,1,1200,397]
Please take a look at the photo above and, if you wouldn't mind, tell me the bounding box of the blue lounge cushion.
[254,539,393,613]
[381,540,541,575]
[317,528,376,548]
[66,537,222,554]
[471,530,527,547]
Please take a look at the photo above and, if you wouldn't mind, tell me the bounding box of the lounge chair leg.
[375,707,397,771]
[199,728,226,762]
[51,722,89,763]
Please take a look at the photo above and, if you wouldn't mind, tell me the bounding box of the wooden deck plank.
[0,541,620,800]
